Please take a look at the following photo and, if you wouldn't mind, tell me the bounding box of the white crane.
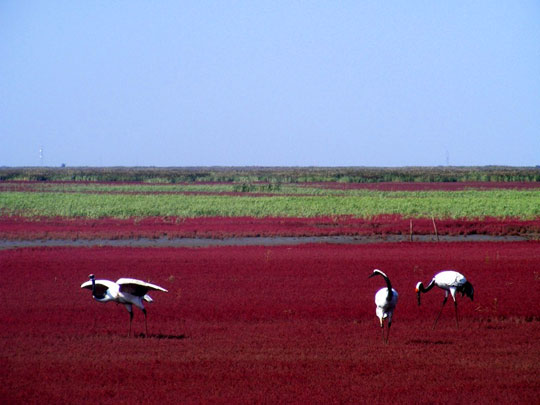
[81,274,168,336]
[368,269,398,344]
[415,270,474,329]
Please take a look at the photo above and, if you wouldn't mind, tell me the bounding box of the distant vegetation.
[2,167,538,222]
[1,166,539,183]
[2,189,539,219]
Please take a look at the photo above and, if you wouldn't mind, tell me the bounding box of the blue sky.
[1,1,539,167]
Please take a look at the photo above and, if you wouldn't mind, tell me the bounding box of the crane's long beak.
[368,273,376,279]
[416,291,421,306]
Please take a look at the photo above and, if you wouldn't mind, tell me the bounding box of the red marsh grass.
[1,243,538,403]
[1,215,539,240]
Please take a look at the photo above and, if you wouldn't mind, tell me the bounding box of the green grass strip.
[1,190,539,219]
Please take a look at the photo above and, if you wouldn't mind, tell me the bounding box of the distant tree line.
[0,166,539,183]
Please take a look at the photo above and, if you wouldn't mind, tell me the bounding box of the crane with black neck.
[368,269,398,344]
[415,270,474,329]
[81,274,168,337]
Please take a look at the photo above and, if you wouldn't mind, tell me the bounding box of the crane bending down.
[415,270,474,329]
[81,274,168,336]
[368,269,398,344]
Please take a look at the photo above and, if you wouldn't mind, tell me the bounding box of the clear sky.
[1,1,539,167]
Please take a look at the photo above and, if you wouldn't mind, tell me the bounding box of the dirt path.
[0,234,531,249]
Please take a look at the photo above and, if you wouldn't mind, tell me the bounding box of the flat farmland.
[1,243,539,404]
[1,181,539,240]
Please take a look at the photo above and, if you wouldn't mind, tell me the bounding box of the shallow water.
[0,234,530,249]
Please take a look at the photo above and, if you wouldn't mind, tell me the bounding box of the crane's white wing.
[436,271,467,287]
[81,279,117,297]
[116,278,168,296]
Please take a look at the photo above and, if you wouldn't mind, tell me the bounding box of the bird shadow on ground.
[134,333,186,340]
[406,339,453,345]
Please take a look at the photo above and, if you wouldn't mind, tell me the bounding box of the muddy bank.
[0,234,531,249]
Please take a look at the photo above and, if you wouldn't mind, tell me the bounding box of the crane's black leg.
[433,295,448,329]
[128,310,134,337]
[385,321,392,344]
[143,308,148,337]
[454,300,459,329]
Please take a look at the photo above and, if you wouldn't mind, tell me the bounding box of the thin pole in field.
[432,215,439,242]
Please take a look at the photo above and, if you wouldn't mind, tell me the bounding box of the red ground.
[1,243,538,404]
[300,181,540,191]
[2,180,539,193]
[1,215,539,240]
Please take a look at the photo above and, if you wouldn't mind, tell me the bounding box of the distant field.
[2,173,537,243]
[2,180,540,194]
[1,180,539,239]
[1,189,539,220]
[2,166,539,183]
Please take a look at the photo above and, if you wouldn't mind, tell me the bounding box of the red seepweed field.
[1,242,539,404]
[2,215,539,241]
[2,180,540,192]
